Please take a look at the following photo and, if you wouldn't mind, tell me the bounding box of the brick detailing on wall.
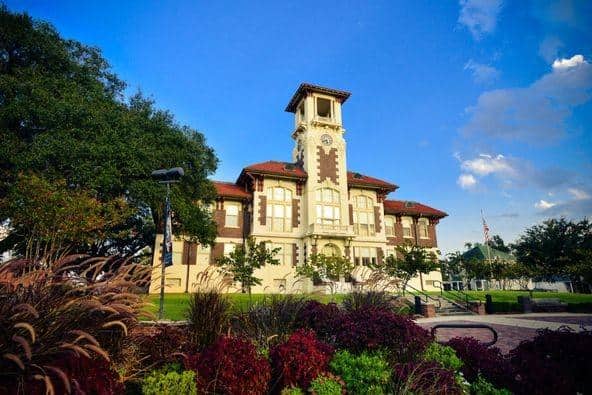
[349,204,354,225]
[377,248,384,265]
[210,242,224,262]
[182,242,198,265]
[374,206,382,234]
[292,199,300,228]
[292,243,298,267]
[317,146,339,185]
[417,221,437,248]
[214,209,243,238]
[258,195,267,226]
[344,246,351,260]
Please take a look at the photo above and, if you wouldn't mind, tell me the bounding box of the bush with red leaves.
[296,301,343,344]
[393,361,462,395]
[509,327,592,395]
[129,324,192,368]
[270,329,334,391]
[335,307,433,361]
[446,337,513,390]
[193,335,271,395]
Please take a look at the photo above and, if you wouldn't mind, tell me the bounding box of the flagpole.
[481,209,492,290]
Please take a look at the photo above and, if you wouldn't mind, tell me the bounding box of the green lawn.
[144,293,346,321]
[438,290,592,304]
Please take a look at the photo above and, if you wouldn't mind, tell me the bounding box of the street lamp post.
[151,167,184,320]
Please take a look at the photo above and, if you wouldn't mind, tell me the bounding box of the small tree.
[381,243,438,292]
[214,237,280,299]
[296,253,354,296]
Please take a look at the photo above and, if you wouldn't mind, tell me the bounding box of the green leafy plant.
[329,350,391,395]
[186,290,230,350]
[423,342,464,371]
[280,387,305,395]
[379,243,439,293]
[309,374,345,395]
[141,364,196,395]
[342,291,392,312]
[470,375,512,395]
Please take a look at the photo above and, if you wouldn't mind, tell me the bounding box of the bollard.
[485,294,493,314]
[414,296,422,315]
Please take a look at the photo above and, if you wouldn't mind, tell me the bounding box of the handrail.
[403,282,441,309]
[440,286,481,312]
[431,323,498,347]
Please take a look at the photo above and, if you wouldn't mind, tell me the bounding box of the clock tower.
[285,83,353,246]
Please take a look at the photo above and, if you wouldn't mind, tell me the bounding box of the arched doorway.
[321,243,340,257]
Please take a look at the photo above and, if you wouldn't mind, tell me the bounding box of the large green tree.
[512,218,592,284]
[0,6,218,257]
[379,243,438,292]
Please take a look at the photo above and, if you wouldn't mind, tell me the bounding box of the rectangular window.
[223,243,236,257]
[165,278,181,287]
[353,247,377,266]
[385,217,395,236]
[386,248,395,258]
[266,243,293,266]
[316,97,332,118]
[418,219,429,238]
[225,204,240,227]
[402,217,413,238]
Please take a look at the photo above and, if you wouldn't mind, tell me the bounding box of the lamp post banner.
[164,196,173,267]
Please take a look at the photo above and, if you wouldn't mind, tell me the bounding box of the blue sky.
[7,0,592,254]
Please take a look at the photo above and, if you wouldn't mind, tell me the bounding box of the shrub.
[296,300,343,344]
[142,364,197,395]
[508,327,592,395]
[270,329,334,390]
[329,350,391,395]
[342,291,393,312]
[335,307,432,360]
[392,361,462,395]
[129,324,192,368]
[422,342,463,371]
[193,335,271,394]
[446,337,513,390]
[470,375,512,395]
[233,294,309,348]
[280,387,305,395]
[309,373,345,395]
[0,256,148,394]
[186,290,230,350]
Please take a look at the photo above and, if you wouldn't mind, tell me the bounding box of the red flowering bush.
[193,335,271,395]
[392,361,462,395]
[297,301,343,344]
[446,337,513,390]
[335,307,433,360]
[509,327,592,395]
[270,329,334,390]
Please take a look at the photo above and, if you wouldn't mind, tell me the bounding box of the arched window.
[418,218,429,239]
[266,187,293,232]
[353,195,375,236]
[322,243,340,257]
[315,188,340,225]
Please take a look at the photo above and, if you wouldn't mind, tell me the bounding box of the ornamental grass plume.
[0,255,151,394]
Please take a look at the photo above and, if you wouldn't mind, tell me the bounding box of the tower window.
[298,102,305,120]
[316,97,332,118]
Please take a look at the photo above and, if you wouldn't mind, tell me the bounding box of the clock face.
[321,134,333,146]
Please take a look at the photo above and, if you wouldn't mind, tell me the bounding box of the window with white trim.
[266,242,293,266]
[385,216,395,236]
[223,243,236,257]
[266,187,293,232]
[353,195,375,236]
[418,218,429,239]
[402,217,413,238]
[316,97,333,119]
[353,247,377,266]
[225,203,240,227]
[385,248,395,258]
[315,188,340,225]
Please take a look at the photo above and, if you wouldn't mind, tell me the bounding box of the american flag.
[481,209,490,243]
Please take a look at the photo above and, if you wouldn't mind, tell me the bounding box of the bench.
[531,298,568,312]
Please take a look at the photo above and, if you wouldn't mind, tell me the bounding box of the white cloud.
[552,54,585,70]
[457,173,477,189]
[535,199,556,210]
[538,36,563,63]
[458,0,504,40]
[461,154,516,176]
[464,60,500,84]
[568,188,591,200]
[462,54,592,142]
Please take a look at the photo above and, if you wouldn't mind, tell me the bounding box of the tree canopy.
[379,243,438,292]
[0,6,218,258]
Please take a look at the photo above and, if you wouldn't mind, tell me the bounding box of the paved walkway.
[416,313,592,354]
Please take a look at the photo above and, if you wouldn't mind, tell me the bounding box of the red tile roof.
[242,161,308,179]
[383,200,447,218]
[212,181,251,199]
[347,171,398,191]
